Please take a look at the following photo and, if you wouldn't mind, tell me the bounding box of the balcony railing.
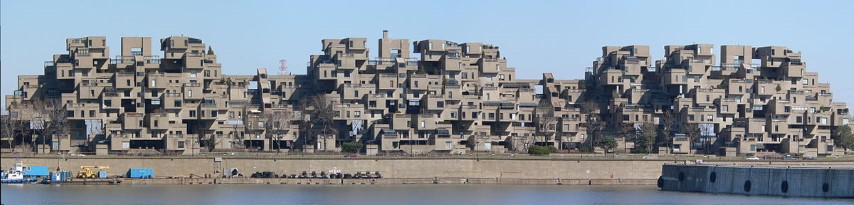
[483,58,499,62]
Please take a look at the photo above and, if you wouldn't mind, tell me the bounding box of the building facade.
[2,31,849,156]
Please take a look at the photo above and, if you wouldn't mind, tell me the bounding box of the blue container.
[23,166,50,177]
[98,170,108,179]
[127,168,154,179]
[59,171,72,181]
[49,172,63,182]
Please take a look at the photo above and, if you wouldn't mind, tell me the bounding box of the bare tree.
[296,98,310,151]
[581,100,605,151]
[638,122,657,154]
[32,98,69,153]
[534,100,556,147]
[308,95,337,136]
[263,107,292,152]
[683,122,701,154]
[617,121,635,153]
[659,110,678,150]
[1,113,26,152]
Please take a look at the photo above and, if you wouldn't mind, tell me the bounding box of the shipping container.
[23,166,50,177]
[127,168,154,179]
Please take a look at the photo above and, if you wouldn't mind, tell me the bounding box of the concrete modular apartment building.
[2,31,850,157]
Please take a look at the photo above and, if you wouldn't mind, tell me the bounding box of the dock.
[658,164,854,198]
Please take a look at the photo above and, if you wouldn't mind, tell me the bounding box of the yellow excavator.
[77,166,109,179]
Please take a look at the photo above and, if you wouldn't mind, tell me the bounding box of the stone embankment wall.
[1,157,666,180]
[3,157,852,187]
[659,164,854,198]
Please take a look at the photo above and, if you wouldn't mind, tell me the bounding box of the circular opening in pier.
[743,180,752,192]
[822,183,829,192]
[678,172,685,182]
[709,172,716,183]
[781,181,788,193]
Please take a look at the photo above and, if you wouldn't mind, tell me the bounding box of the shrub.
[528,145,557,155]
[341,141,362,153]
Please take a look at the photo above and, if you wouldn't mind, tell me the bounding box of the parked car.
[803,156,817,160]
[746,156,760,161]
[783,155,796,160]
[345,153,360,158]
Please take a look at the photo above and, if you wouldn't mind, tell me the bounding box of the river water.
[2,184,850,205]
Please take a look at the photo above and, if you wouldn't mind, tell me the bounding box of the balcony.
[146,113,169,130]
[663,69,687,85]
[391,114,412,130]
[783,63,804,78]
[478,58,501,74]
[599,69,624,85]
[183,83,203,100]
[414,114,438,130]
[121,113,144,130]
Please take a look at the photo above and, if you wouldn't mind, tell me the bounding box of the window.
[190,70,197,78]
[89,110,95,117]
[188,90,193,97]
[131,47,142,56]
[178,141,185,148]
[437,101,444,108]
[354,111,361,118]
[796,116,803,123]
[190,110,197,117]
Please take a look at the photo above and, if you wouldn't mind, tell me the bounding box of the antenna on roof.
[279,59,289,75]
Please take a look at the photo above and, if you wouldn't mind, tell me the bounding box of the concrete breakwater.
[659,164,854,198]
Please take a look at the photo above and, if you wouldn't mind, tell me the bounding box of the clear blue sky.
[2,0,853,111]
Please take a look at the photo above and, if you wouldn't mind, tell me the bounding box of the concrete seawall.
[4,156,853,187]
[659,164,854,198]
[1,157,668,180]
